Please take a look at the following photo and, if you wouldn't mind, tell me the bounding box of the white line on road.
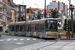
[16,42,24,44]
[33,38,36,40]
[7,39,11,41]
[13,39,17,41]
[26,38,30,40]
[0,39,4,41]
[20,39,24,41]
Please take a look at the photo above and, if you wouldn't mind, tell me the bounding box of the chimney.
[29,7,31,13]
[52,0,56,2]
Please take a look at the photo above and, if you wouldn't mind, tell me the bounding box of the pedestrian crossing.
[12,41,75,50]
[0,38,37,42]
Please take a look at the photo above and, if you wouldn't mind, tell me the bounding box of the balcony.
[7,15,11,18]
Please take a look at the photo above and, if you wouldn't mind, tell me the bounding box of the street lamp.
[70,4,74,38]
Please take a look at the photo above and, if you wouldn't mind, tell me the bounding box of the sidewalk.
[0,32,9,35]
[60,36,75,40]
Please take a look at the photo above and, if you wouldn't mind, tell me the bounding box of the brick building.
[0,0,3,31]
[2,0,34,32]
[2,0,15,32]
[47,0,68,29]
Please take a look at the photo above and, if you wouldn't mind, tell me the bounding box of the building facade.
[47,0,68,29]
[0,0,3,31]
[2,0,15,32]
[47,0,68,16]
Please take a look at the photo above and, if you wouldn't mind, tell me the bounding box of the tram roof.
[9,18,57,25]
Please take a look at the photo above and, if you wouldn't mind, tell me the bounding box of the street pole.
[71,8,74,38]
[44,0,46,18]
[69,0,71,16]
[66,19,68,39]
[68,0,71,39]
[24,6,26,35]
[68,20,70,39]
[18,5,21,21]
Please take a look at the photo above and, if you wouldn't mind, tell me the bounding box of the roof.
[27,8,52,15]
[9,18,57,25]
[10,0,15,4]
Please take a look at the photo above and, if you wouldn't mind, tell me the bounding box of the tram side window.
[9,26,11,31]
[16,25,19,32]
[26,25,29,31]
[12,26,14,31]
[31,24,35,32]
[35,24,39,32]
[10,26,12,31]
[20,25,24,31]
[29,25,31,31]
[22,25,24,31]
[27,25,31,31]
[40,24,44,32]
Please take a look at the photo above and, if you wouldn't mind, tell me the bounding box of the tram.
[8,18,58,38]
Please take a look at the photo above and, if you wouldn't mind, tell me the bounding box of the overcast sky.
[13,0,75,9]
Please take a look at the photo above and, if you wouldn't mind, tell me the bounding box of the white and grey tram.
[8,18,58,38]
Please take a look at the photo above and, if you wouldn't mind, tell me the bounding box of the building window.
[27,15,29,19]
[16,8,19,11]
[35,24,39,32]
[16,14,19,17]
[21,6,25,11]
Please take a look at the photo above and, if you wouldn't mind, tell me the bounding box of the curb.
[60,39,75,40]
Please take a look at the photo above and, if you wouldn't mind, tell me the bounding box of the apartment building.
[2,0,15,32]
[0,0,3,31]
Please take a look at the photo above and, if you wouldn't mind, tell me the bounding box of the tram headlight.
[46,32,47,34]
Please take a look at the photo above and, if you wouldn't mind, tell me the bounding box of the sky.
[13,0,75,9]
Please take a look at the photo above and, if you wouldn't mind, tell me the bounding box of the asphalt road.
[0,35,43,50]
[1,34,75,50]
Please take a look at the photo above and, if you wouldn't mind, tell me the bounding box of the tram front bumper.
[44,35,58,38]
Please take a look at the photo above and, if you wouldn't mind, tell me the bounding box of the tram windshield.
[46,20,57,31]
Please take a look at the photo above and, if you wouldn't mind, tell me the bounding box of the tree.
[51,9,59,18]
[37,12,41,19]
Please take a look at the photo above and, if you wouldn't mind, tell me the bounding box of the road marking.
[7,39,11,41]
[0,39,4,41]
[33,38,36,40]
[26,38,30,40]
[13,39,17,41]
[20,39,24,41]
[16,42,24,44]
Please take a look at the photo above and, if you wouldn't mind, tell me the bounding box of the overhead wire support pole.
[68,0,71,39]
[69,0,71,17]
[45,0,46,18]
